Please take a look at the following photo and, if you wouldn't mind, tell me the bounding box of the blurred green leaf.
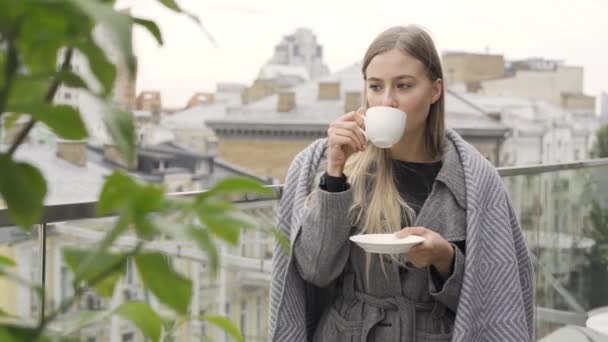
[0,156,47,228]
[133,215,158,238]
[63,248,127,297]
[102,106,136,166]
[12,104,87,140]
[188,227,219,276]
[157,0,182,12]
[56,70,88,90]
[131,185,164,215]
[270,227,290,254]
[198,177,271,202]
[133,17,163,45]
[98,173,163,237]
[7,75,51,110]
[200,214,240,245]
[0,324,49,342]
[197,315,243,342]
[0,52,5,91]
[196,200,256,245]
[16,5,68,75]
[97,171,136,215]
[2,113,22,131]
[68,0,136,75]
[135,253,192,315]
[155,0,211,44]
[77,35,116,96]
[114,302,162,342]
[97,211,132,251]
[0,255,16,267]
[0,1,26,33]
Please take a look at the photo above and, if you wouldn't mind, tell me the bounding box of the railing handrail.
[1,158,608,227]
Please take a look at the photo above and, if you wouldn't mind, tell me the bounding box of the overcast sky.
[117,0,608,108]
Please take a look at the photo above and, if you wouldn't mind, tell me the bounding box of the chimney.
[56,140,87,167]
[487,111,502,121]
[318,82,340,100]
[344,92,362,113]
[187,92,215,108]
[277,92,296,112]
[136,91,162,111]
[103,144,138,170]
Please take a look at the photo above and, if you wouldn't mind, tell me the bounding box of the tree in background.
[591,125,608,158]
[587,125,608,307]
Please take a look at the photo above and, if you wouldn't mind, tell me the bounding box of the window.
[293,45,300,57]
[200,309,207,337]
[240,234,247,256]
[225,303,231,342]
[240,300,247,338]
[256,296,261,336]
[64,92,72,100]
[122,332,134,342]
[60,265,74,305]
[87,295,95,310]
[316,46,323,58]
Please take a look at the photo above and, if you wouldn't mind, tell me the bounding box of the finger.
[355,107,366,128]
[395,227,428,238]
[331,131,360,154]
[342,109,366,129]
[332,122,367,150]
[331,127,361,150]
[407,243,425,253]
[340,111,359,123]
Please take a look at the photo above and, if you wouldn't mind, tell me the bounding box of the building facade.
[195,64,510,182]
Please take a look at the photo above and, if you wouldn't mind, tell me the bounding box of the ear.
[430,78,443,104]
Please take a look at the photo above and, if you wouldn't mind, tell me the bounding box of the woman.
[269,26,534,342]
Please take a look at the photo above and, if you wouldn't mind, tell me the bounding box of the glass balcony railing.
[1,159,608,341]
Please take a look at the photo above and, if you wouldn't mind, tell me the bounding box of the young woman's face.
[365,48,442,135]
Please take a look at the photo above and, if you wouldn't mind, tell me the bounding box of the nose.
[381,89,398,108]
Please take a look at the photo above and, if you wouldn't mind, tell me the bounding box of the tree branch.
[7,48,74,156]
[0,19,22,119]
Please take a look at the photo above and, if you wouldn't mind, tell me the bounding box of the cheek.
[399,90,432,123]
[365,93,382,107]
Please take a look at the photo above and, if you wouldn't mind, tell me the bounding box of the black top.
[320,160,442,213]
[392,159,442,215]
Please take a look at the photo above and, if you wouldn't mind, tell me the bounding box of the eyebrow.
[367,75,416,82]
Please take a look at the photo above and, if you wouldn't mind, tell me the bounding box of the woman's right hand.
[326,107,367,176]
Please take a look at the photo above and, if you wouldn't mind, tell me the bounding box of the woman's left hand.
[395,227,455,279]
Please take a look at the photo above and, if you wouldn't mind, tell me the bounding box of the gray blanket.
[269,129,534,341]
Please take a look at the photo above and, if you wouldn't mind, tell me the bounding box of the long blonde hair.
[347,25,446,237]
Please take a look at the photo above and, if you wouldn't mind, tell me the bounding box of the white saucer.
[349,234,425,254]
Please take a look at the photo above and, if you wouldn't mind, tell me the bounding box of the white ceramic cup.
[364,106,407,148]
